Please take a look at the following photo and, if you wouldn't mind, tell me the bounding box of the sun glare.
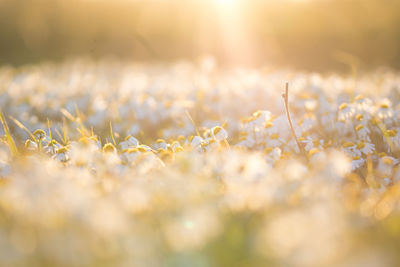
[215,0,238,7]
[209,0,256,65]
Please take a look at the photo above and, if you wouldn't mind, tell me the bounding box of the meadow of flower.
[1,58,400,266]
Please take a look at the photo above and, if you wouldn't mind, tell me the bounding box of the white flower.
[356,141,374,155]
[137,144,153,152]
[338,103,355,122]
[354,95,373,113]
[189,136,203,149]
[119,135,139,150]
[202,139,219,151]
[45,140,61,155]
[386,129,400,151]
[249,110,271,129]
[355,124,370,141]
[25,139,38,151]
[121,148,141,164]
[265,134,284,148]
[342,142,361,158]
[308,148,326,164]
[351,157,365,171]
[302,137,324,152]
[170,141,182,152]
[264,147,281,165]
[376,101,393,122]
[211,126,228,141]
[153,139,168,150]
[377,156,398,176]
[53,147,69,162]
[236,136,255,148]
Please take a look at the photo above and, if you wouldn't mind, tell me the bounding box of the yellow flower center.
[57,147,68,154]
[378,152,387,157]
[265,121,273,128]
[298,137,305,142]
[343,142,355,148]
[252,110,262,118]
[356,142,365,149]
[354,94,364,101]
[382,157,394,165]
[137,146,148,152]
[264,147,273,154]
[127,148,139,153]
[270,134,279,140]
[33,129,46,138]
[356,114,364,121]
[339,103,348,110]
[355,124,364,131]
[213,126,222,135]
[174,146,184,152]
[308,148,320,157]
[380,103,389,109]
[385,129,397,137]
[103,143,116,153]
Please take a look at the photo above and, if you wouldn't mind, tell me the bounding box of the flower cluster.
[1,59,400,266]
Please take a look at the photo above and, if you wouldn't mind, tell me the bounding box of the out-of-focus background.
[0,0,400,71]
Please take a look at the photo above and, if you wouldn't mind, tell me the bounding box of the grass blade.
[110,121,117,146]
[0,109,18,156]
[9,115,37,142]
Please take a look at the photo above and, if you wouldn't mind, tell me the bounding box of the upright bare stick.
[282,82,307,158]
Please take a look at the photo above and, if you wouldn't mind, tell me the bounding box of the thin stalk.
[282,82,307,159]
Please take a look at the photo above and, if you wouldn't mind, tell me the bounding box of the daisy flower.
[377,155,398,177]
[338,103,355,122]
[351,156,365,171]
[53,147,69,162]
[355,124,370,141]
[211,126,228,141]
[356,141,375,155]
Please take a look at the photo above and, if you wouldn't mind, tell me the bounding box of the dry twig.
[282,82,307,159]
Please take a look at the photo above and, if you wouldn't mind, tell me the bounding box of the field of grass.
[1,59,400,266]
